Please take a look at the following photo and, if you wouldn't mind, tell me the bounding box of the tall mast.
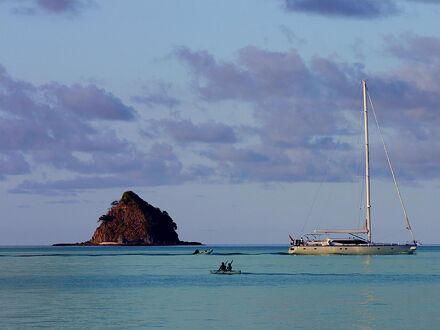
[363,80,372,242]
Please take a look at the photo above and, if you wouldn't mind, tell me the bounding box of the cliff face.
[90,191,189,245]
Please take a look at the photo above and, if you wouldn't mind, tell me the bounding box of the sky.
[0,0,439,245]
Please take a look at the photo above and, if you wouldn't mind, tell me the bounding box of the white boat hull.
[288,244,416,255]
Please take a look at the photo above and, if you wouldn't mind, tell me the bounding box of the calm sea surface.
[1,245,439,329]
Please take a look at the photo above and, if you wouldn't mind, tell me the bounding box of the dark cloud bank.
[282,0,438,19]
[284,0,399,18]
[10,0,95,16]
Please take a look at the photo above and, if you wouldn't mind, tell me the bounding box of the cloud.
[202,144,354,183]
[0,65,142,185]
[11,143,189,194]
[384,34,440,65]
[131,93,180,109]
[0,152,30,179]
[406,0,440,3]
[45,83,136,121]
[282,0,400,19]
[11,0,96,16]
[0,65,137,183]
[0,65,217,193]
[176,46,363,106]
[155,119,237,144]
[131,83,180,109]
[175,43,440,183]
[4,32,440,193]
[366,34,440,128]
[0,67,135,122]
[175,46,366,182]
[176,45,360,136]
[175,47,255,102]
[11,176,129,195]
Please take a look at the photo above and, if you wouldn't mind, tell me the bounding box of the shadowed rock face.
[90,191,184,245]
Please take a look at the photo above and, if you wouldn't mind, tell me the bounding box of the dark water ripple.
[1,272,439,291]
[0,252,289,258]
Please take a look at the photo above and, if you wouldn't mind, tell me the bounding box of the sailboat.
[288,81,417,255]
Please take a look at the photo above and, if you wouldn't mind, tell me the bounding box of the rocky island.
[53,191,201,246]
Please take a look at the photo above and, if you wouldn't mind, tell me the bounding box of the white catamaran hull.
[288,244,416,255]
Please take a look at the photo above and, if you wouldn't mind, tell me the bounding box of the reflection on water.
[363,255,373,269]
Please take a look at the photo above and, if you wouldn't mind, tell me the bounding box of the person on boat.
[218,262,227,272]
[226,261,233,271]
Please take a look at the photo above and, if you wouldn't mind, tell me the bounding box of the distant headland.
[53,191,201,246]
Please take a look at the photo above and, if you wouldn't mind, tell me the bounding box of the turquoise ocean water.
[1,245,439,329]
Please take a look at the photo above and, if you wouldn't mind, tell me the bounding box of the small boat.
[193,249,213,255]
[210,270,242,275]
[288,81,417,255]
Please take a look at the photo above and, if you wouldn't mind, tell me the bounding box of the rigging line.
[300,177,325,236]
[367,93,416,242]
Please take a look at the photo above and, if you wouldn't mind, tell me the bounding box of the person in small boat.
[226,261,233,271]
[218,262,227,272]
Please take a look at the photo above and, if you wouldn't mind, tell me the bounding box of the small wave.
[212,252,289,256]
[0,253,195,258]
[239,272,440,281]
[0,251,293,258]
